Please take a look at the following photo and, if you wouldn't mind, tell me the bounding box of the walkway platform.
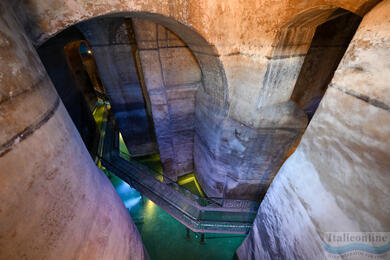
[98,115,260,234]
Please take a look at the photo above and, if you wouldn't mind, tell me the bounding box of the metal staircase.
[97,108,260,234]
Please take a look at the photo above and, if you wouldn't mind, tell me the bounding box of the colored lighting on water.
[124,197,142,210]
[177,173,205,197]
[145,199,156,216]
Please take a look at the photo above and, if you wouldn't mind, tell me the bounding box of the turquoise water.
[108,174,246,260]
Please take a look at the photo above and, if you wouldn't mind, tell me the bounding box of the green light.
[177,173,205,197]
[119,132,130,156]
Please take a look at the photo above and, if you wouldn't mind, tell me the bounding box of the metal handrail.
[117,150,225,208]
[97,108,260,234]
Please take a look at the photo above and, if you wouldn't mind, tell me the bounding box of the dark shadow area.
[37,26,100,155]
[291,10,362,120]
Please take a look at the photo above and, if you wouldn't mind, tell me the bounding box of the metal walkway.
[97,112,260,234]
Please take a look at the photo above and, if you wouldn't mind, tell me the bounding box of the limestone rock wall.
[0,3,148,259]
[13,0,377,124]
[11,0,381,200]
[77,13,307,198]
[237,0,390,258]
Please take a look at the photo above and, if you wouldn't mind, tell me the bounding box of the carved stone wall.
[133,18,201,178]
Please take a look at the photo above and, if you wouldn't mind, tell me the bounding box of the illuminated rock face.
[76,14,308,196]
[0,3,148,260]
[75,14,307,198]
[11,0,378,199]
[1,0,389,258]
[195,101,307,200]
[237,0,390,258]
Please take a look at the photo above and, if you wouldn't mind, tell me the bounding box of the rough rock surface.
[78,13,308,198]
[12,0,378,124]
[11,0,381,199]
[237,1,390,258]
[133,18,201,178]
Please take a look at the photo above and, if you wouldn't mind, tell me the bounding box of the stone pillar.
[0,3,147,259]
[237,1,390,258]
[132,18,201,179]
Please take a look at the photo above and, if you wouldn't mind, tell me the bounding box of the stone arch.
[38,12,229,113]
[38,12,229,180]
